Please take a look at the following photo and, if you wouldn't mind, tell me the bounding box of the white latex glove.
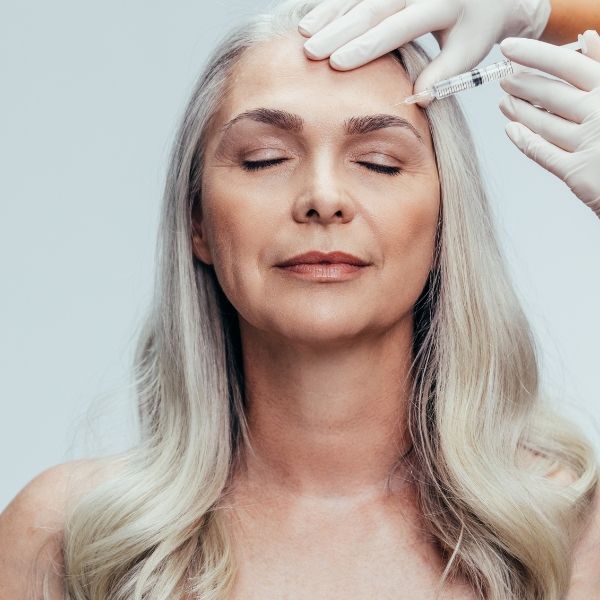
[498,30,600,219]
[297,0,552,106]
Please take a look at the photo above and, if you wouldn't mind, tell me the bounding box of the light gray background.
[2,1,599,511]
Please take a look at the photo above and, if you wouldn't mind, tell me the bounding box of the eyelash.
[241,158,403,176]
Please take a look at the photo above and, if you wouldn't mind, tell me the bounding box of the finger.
[581,30,600,62]
[499,37,600,92]
[413,22,494,98]
[499,95,580,152]
[499,71,588,124]
[303,0,407,59]
[328,1,456,69]
[505,121,573,182]
[298,0,364,37]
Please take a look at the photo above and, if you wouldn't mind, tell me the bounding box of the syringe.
[401,38,584,105]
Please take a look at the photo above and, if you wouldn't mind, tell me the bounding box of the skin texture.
[540,0,600,45]
[193,31,440,508]
[192,32,464,596]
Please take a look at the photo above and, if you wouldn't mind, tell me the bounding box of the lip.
[275,250,371,267]
[276,262,368,281]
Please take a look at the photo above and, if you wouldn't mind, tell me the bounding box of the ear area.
[191,211,213,266]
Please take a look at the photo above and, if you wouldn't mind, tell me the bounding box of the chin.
[274,314,372,345]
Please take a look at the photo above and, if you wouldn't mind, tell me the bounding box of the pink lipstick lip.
[276,262,369,282]
[275,250,370,268]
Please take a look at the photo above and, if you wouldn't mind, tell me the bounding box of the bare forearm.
[539,0,600,44]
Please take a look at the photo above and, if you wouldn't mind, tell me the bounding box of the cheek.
[201,174,275,302]
[203,173,275,251]
[379,172,440,293]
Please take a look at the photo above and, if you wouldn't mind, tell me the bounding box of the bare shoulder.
[523,449,600,598]
[0,457,123,600]
[567,483,600,598]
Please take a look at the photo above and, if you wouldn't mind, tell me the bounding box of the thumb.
[581,30,600,62]
[412,35,493,107]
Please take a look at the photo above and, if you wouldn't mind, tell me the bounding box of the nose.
[291,156,356,225]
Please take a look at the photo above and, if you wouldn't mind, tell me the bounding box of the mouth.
[275,250,371,268]
[275,258,370,282]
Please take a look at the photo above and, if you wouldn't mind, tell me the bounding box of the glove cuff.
[502,0,552,40]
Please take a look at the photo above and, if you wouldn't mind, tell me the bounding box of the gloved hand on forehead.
[499,30,600,219]
[297,0,552,107]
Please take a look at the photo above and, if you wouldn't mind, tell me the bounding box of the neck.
[234,316,415,503]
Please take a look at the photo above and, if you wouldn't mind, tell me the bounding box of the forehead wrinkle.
[220,107,425,145]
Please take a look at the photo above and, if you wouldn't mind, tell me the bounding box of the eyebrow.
[220,107,425,145]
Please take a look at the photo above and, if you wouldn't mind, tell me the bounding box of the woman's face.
[194,33,440,344]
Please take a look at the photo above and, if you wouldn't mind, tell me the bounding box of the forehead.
[214,32,432,149]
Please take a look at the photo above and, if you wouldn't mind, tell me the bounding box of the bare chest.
[221,497,595,600]
[218,465,600,600]
[228,546,478,600]
[226,532,592,600]
[222,497,479,600]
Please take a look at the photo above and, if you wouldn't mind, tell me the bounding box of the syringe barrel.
[432,58,515,99]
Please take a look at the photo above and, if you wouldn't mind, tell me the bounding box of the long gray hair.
[48,1,599,598]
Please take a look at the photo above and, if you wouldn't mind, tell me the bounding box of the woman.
[1,0,599,598]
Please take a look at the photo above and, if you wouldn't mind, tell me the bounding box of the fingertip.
[505,121,528,145]
[297,15,315,36]
[499,37,526,60]
[505,123,518,146]
[498,95,514,117]
[329,50,349,69]
[329,55,353,70]
[500,37,518,52]
[303,40,321,60]
[298,24,312,37]
[581,30,600,60]
[410,82,432,107]
[405,86,433,108]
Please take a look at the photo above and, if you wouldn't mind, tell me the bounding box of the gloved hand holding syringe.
[399,30,600,218]
[400,37,586,105]
[298,0,600,220]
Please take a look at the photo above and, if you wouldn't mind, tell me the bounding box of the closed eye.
[241,158,403,176]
